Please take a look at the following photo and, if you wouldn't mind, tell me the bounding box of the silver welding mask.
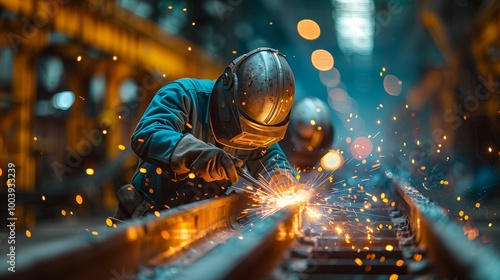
[209,47,295,150]
[280,97,334,169]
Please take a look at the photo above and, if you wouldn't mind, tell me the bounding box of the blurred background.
[0,0,499,254]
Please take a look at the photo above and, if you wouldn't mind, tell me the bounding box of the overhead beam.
[420,11,459,68]
[0,0,225,79]
[472,1,500,78]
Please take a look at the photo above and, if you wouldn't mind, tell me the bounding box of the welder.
[280,97,334,171]
[113,47,303,220]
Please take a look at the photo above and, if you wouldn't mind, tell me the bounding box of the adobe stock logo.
[7,0,70,53]
[373,0,404,36]
[51,128,103,182]
[443,74,499,130]
[208,0,243,21]
[50,65,166,182]
[396,73,500,178]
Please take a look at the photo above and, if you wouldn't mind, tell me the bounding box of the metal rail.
[272,178,428,279]
[148,205,300,280]
[394,177,500,280]
[270,177,500,280]
[1,193,252,280]
[3,178,499,280]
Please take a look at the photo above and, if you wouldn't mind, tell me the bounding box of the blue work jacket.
[130,78,293,209]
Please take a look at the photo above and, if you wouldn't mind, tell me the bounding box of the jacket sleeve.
[130,81,193,172]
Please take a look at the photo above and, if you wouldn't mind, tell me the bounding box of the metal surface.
[146,205,300,280]
[3,178,499,280]
[1,193,251,280]
[273,181,432,279]
[268,177,500,279]
[394,177,500,280]
[209,48,295,150]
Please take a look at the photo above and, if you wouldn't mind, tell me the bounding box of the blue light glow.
[52,91,75,110]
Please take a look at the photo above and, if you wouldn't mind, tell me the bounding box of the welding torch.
[231,155,311,197]
[236,166,270,191]
[229,154,271,192]
[233,157,313,203]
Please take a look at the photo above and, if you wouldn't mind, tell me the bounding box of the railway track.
[274,180,430,280]
[4,176,500,280]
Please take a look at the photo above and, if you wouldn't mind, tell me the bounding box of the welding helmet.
[280,97,334,169]
[209,47,295,150]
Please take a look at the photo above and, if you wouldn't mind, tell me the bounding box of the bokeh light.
[311,49,334,71]
[333,0,375,55]
[383,74,403,96]
[119,79,138,103]
[52,91,75,110]
[321,150,344,171]
[76,195,83,205]
[328,87,352,113]
[389,274,399,280]
[297,19,321,40]
[350,136,373,159]
[319,67,341,87]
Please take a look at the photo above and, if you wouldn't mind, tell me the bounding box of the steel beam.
[0,0,225,80]
[163,205,300,280]
[9,51,39,228]
[472,0,500,78]
[0,190,297,279]
[394,177,500,280]
[2,192,251,280]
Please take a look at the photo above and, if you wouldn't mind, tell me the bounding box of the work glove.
[170,134,243,183]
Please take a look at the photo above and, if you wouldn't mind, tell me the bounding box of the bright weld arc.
[239,150,387,239]
[235,178,314,219]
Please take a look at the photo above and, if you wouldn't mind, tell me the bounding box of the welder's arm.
[170,134,243,183]
[130,82,191,172]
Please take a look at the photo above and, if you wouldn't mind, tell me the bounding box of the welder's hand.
[191,148,243,183]
[171,134,243,183]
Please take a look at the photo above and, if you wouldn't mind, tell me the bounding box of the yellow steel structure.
[0,0,224,79]
[0,0,225,226]
[473,1,500,79]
